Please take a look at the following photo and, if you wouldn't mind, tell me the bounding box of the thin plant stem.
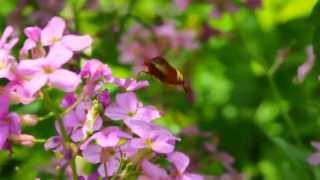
[43,89,79,180]
[267,73,302,146]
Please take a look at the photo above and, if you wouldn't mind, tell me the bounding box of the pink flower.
[82,144,121,177]
[104,92,161,122]
[98,90,111,107]
[80,59,112,81]
[80,59,112,96]
[64,101,103,142]
[0,26,18,80]
[296,46,315,83]
[0,106,21,150]
[112,78,149,91]
[0,26,18,52]
[126,120,177,154]
[308,141,320,165]
[175,0,190,11]
[0,88,10,118]
[0,50,16,80]
[41,16,92,52]
[168,151,203,180]
[80,127,131,150]
[20,26,42,56]
[44,135,64,152]
[61,93,77,108]
[18,43,81,93]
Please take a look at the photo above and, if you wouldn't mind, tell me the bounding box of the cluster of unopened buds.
[0,16,203,179]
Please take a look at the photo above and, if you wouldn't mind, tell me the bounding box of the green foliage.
[2,0,320,179]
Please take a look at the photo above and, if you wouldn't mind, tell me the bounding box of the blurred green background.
[1,0,320,179]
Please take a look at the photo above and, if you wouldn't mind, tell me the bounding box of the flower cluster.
[0,16,203,179]
[118,22,198,72]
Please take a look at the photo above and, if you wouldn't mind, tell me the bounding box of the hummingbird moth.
[143,56,194,102]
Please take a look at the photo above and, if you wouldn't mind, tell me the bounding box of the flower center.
[43,65,54,74]
[145,138,153,147]
[127,111,135,117]
[0,61,6,70]
[51,37,60,44]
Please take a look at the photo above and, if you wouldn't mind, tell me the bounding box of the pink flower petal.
[24,26,41,42]
[41,16,65,46]
[104,103,129,120]
[62,35,92,51]
[116,92,138,113]
[23,73,48,96]
[168,151,190,174]
[46,43,73,68]
[141,160,169,179]
[82,144,102,164]
[152,135,175,154]
[0,125,9,149]
[0,26,14,45]
[133,106,161,122]
[48,69,81,92]
[175,0,190,10]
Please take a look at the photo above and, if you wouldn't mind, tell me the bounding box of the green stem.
[43,89,79,180]
[34,138,47,143]
[267,74,302,146]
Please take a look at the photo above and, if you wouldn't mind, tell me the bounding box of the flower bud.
[20,114,38,126]
[10,134,35,147]
[98,90,111,107]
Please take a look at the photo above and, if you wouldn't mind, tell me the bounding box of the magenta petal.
[62,35,92,51]
[130,138,146,149]
[82,144,102,164]
[152,136,174,154]
[18,59,45,74]
[64,111,80,128]
[141,160,169,179]
[183,173,204,180]
[41,16,65,46]
[24,26,41,42]
[97,155,120,177]
[20,39,36,55]
[23,73,48,96]
[116,92,138,113]
[48,69,81,92]
[0,89,10,118]
[71,128,85,142]
[93,116,103,131]
[95,132,120,147]
[44,136,63,151]
[134,106,161,122]
[124,120,152,138]
[168,151,190,174]
[0,26,13,45]
[0,125,9,149]
[61,93,77,108]
[7,113,21,134]
[46,44,73,68]
[104,103,129,120]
